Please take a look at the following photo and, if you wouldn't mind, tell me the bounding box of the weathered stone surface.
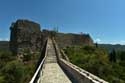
[9,20,94,54]
[42,29,93,48]
[10,20,42,54]
[40,39,71,83]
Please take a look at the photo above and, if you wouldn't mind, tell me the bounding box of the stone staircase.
[40,39,71,83]
[44,39,57,63]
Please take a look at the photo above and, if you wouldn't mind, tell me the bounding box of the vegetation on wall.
[0,49,40,83]
[63,46,125,83]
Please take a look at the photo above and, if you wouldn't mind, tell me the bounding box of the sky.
[0,0,125,44]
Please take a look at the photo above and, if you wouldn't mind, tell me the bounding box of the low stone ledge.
[59,59,108,83]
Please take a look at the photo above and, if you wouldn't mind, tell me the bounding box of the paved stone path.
[40,39,71,83]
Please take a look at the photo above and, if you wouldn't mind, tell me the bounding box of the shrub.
[1,60,24,83]
[64,45,125,83]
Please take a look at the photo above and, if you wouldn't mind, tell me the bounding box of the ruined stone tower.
[10,20,42,54]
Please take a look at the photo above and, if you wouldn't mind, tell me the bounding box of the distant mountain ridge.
[1,41,125,52]
[0,41,9,50]
[99,44,125,52]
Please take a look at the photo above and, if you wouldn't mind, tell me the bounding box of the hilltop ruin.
[10,19,93,54]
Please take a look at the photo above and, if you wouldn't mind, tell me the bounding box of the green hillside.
[63,45,125,83]
[0,46,41,83]
[99,44,125,52]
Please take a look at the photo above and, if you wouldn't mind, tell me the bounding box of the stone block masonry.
[10,20,42,54]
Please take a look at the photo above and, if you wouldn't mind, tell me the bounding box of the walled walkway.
[40,39,71,83]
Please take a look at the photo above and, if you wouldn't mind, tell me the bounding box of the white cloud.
[95,38,101,43]
[0,38,2,41]
[97,40,125,45]
[104,40,125,45]
[0,38,9,41]
[118,41,125,45]
[4,38,9,41]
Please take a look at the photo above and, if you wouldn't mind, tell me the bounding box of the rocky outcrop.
[10,20,42,54]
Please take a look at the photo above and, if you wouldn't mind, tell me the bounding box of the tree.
[95,42,98,48]
[109,49,116,62]
[119,51,125,61]
[1,60,24,83]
